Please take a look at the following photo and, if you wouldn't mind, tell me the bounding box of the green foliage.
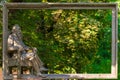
[7,8,112,74]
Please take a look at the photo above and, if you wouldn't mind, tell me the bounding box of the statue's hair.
[12,24,21,32]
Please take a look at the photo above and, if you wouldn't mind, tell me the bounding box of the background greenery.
[0,0,120,79]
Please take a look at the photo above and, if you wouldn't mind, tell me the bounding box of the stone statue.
[7,24,48,76]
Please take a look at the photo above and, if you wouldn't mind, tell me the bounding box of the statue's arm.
[20,41,29,50]
[8,35,18,51]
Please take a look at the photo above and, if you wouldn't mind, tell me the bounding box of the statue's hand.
[24,46,30,50]
[19,47,24,51]
[14,46,19,50]
[8,46,19,51]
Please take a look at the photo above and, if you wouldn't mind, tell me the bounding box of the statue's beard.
[16,33,22,40]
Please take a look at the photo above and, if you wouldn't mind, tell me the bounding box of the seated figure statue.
[7,24,48,76]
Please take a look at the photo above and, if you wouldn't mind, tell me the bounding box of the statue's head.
[12,24,21,33]
[12,24,22,39]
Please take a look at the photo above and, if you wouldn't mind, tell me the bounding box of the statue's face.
[16,27,21,35]
[12,25,22,39]
[16,27,22,39]
[12,25,21,32]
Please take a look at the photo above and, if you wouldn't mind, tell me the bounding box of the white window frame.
[2,3,118,79]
